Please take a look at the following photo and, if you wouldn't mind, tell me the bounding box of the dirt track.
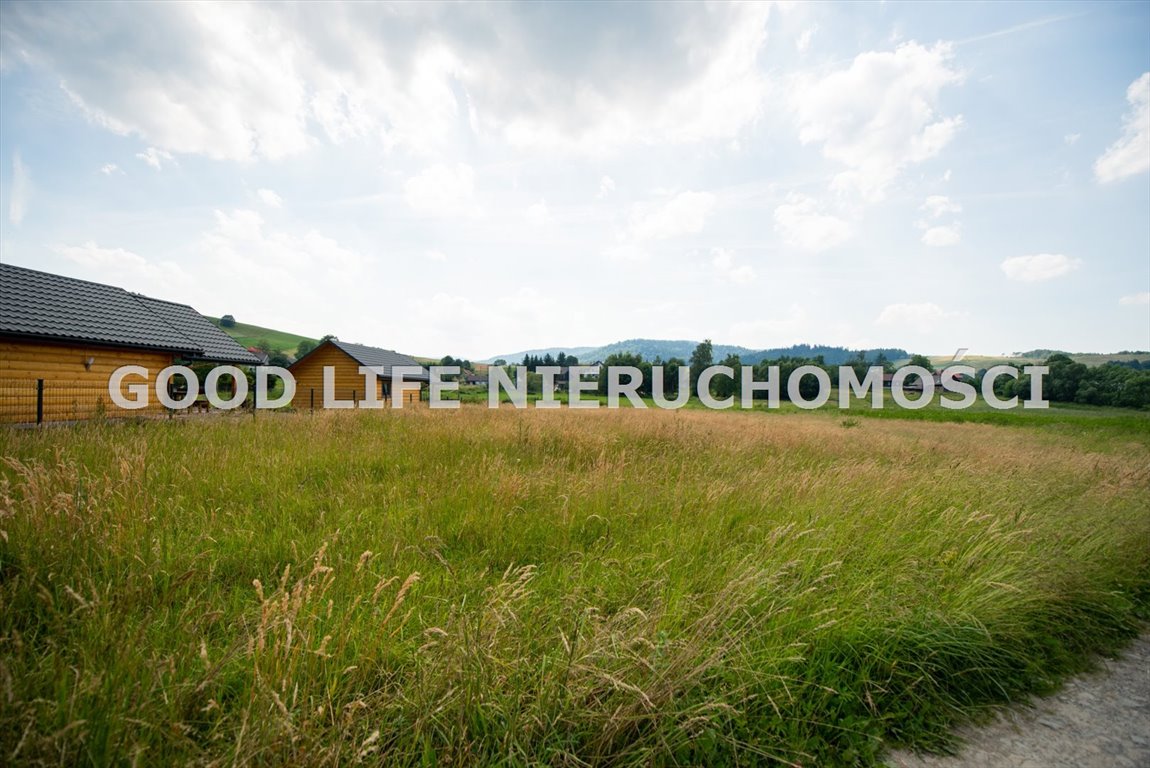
[885,635,1150,768]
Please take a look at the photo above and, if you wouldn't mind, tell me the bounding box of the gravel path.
[884,635,1150,768]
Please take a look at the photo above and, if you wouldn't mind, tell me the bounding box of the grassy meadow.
[205,318,317,358]
[1,404,1148,766]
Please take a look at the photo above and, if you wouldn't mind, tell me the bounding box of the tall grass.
[1,407,1147,766]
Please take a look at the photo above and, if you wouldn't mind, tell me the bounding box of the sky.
[1,1,1148,361]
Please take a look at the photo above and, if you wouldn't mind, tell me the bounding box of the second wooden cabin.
[288,339,430,409]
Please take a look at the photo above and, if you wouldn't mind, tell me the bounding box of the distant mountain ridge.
[482,339,909,366]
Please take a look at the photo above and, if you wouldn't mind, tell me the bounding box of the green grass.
[450,385,1150,446]
[206,317,318,357]
[1,406,1148,766]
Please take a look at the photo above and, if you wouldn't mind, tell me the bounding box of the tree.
[220,314,236,328]
[256,339,273,354]
[901,354,935,390]
[689,339,714,396]
[906,354,935,372]
[320,334,338,344]
[596,352,650,397]
[661,357,685,395]
[296,339,317,358]
[761,356,827,402]
[492,359,507,367]
[267,350,291,368]
[1044,353,1088,402]
[711,353,742,400]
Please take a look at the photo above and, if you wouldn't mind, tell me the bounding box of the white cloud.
[1094,72,1150,183]
[497,4,772,153]
[605,190,717,262]
[201,208,365,272]
[875,302,957,333]
[256,188,283,208]
[526,198,550,224]
[406,286,587,358]
[136,146,174,170]
[125,208,388,341]
[403,163,477,217]
[9,152,28,225]
[54,241,191,296]
[47,4,310,162]
[1118,291,1150,306]
[729,304,809,347]
[1000,253,1082,282]
[56,241,148,269]
[710,248,756,284]
[1064,133,1080,146]
[918,195,961,245]
[773,192,852,251]
[921,223,961,247]
[796,27,816,54]
[602,242,649,263]
[424,249,448,263]
[598,175,616,198]
[920,195,961,218]
[99,163,120,175]
[191,209,368,322]
[3,3,773,162]
[628,190,716,241]
[792,42,964,200]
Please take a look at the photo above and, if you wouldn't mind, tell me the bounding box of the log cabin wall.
[289,342,422,410]
[0,337,175,423]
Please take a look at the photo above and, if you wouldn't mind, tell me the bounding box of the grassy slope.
[1,406,1147,766]
[928,352,1148,369]
[205,317,318,356]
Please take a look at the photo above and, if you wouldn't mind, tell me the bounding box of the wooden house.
[0,263,260,423]
[288,339,430,409]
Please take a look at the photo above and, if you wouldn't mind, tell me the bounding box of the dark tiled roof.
[0,263,259,364]
[303,339,429,380]
[1,263,197,353]
[134,295,261,365]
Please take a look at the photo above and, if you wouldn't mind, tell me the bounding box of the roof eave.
[0,329,201,357]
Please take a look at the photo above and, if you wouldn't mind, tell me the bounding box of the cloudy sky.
[1,1,1147,359]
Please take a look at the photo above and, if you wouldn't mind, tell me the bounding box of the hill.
[483,339,908,365]
[927,351,1150,370]
[206,317,318,357]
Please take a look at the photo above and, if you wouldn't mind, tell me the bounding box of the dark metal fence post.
[36,379,44,425]
[310,388,315,414]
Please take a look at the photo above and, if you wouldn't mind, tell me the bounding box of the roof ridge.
[131,292,195,310]
[125,291,202,354]
[334,338,402,354]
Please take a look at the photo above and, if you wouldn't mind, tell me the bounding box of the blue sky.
[1,1,1147,360]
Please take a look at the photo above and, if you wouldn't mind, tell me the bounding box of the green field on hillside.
[206,317,318,357]
[927,352,1149,369]
[2,404,1147,766]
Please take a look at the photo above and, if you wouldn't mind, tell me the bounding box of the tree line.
[993,354,1150,409]
[518,352,582,369]
[496,342,1150,409]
